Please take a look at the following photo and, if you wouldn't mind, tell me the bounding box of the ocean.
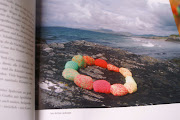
[37,27,180,60]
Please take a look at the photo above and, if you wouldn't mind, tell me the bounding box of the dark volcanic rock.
[35,40,180,109]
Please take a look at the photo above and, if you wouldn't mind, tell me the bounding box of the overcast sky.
[37,0,178,35]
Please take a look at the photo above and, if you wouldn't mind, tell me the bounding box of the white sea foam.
[131,37,141,42]
[142,42,154,47]
[39,80,64,93]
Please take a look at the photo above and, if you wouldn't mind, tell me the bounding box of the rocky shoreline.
[134,35,180,42]
[166,36,180,42]
[35,40,180,109]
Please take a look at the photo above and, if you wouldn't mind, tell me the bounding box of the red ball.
[93,80,111,94]
[95,59,107,68]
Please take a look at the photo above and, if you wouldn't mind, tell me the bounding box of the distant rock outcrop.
[35,40,180,109]
[166,36,180,42]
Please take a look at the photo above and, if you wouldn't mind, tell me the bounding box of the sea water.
[37,27,180,60]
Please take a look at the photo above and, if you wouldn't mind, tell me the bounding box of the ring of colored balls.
[62,55,137,96]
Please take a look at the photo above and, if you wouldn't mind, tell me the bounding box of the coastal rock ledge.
[36,40,180,109]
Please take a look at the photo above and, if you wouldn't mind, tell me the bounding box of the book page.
[36,0,180,120]
[0,0,35,120]
[36,104,180,120]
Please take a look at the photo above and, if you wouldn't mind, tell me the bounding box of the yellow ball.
[62,68,80,81]
[119,67,132,77]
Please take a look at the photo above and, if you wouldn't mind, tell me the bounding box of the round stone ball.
[95,59,107,68]
[83,56,95,66]
[119,67,132,77]
[110,84,128,96]
[124,82,137,94]
[107,64,119,72]
[72,55,86,68]
[65,61,79,70]
[124,76,137,94]
[125,76,136,83]
[74,75,93,90]
[93,80,111,94]
[62,68,80,81]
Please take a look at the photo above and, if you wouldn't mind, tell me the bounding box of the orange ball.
[72,55,86,68]
[83,56,95,66]
[107,64,119,72]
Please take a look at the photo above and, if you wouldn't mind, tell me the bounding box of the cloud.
[37,0,178,35]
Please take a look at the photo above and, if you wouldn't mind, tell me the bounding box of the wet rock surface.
[35,40,180,109]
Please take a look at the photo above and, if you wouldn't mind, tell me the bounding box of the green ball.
[72,55,86,68]
[65,61,79,70]
[62,68,80,81]
[177,6,180,16]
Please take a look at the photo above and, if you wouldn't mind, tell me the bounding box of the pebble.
[110,84,129,96]
[65,61,79,70]
[62,68,80,81]
[74,75,93,90]
[125,76,136,83]
[119,67,132,77]
[107,64,119,72]
[95,59,107,68]
[124,76,137,93]
[72,55,86,68]
[83,56,95,66]
[93,80,111,94]
[124,82,137,94]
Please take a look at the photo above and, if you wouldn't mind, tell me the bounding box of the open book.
[0,0,180,120]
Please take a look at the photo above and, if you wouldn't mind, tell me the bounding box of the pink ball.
[93,80,111,94]
[110,84,128,96]
[74,75,93,90]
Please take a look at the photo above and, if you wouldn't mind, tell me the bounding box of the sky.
[36,0,179,35]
